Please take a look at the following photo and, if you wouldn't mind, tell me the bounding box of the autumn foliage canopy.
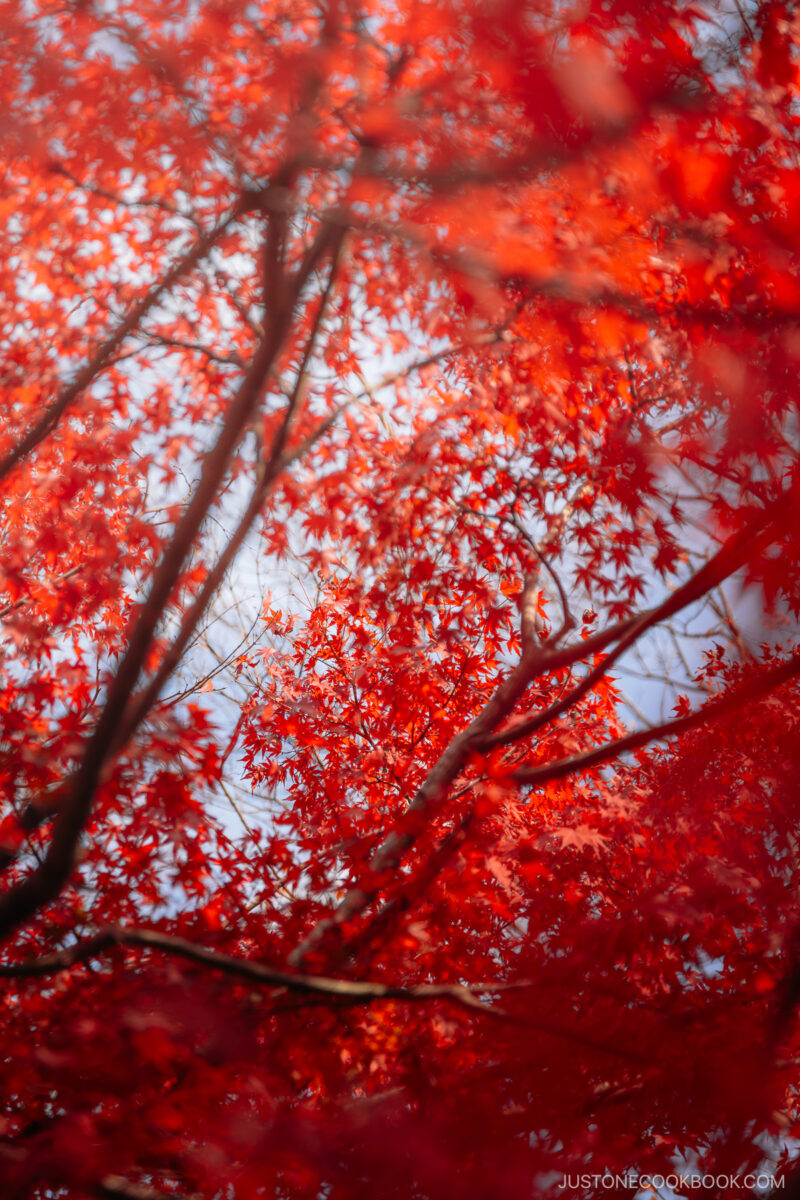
[1,0,800,1196]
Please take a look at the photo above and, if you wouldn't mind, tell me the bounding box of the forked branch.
[289,489,797,966]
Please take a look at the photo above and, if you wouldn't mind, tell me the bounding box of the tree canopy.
[0,1,800,1197]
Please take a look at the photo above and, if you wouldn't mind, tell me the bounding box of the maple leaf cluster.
[0,1,799,1197]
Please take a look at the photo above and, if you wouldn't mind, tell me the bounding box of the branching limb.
[510,649,800,787]
[479,489,795,752]
[0,923,509,1007]
[0,924,642,1060]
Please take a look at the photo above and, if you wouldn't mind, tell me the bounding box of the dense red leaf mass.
[0,1,800,1197]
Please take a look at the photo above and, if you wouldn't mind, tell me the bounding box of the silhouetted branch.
[0,924,642,1060]
[510,650,800,786]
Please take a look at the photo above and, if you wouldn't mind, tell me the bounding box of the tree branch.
[0,564,83,621]
[0,200,245,484]
[288,607,552,966]
[0,923,506,1006]
[479,490,796,751]
[95,1176,200,1200]
[0,924,642,1060]
[510,649,800,787]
